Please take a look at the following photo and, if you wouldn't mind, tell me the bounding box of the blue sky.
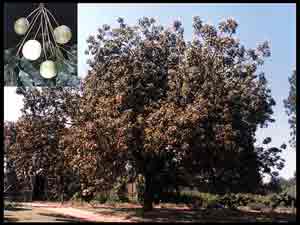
[4,3,296,181]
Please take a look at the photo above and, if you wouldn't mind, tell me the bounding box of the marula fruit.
[14,17,30,35]
[40,60,57,79]
[22,40,41,61]
[53,25,72,44]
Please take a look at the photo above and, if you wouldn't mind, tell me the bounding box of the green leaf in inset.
[18,70,34,87]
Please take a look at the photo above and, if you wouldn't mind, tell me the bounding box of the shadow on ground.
[4,217,19,222]
[88,206,296,222]
[37,212,84,222]
[4,207,83,222]
[4,207,32,211]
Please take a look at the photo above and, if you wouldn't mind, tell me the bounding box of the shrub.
[4,201,20,210]
[219,193,240,209]
[197,192,219,208]
[236,193,254,206]
[106,193,119,203]
[248,202,266,211]
[93,192,108,204]
[159,191,195,204]
[269,192,296,208]
[134,188,291,209]
[70,191,82,202]
[259,195,272,207]
[119,195,130,203]
[105,189,130,203]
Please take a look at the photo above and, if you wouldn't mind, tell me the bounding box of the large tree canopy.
[8,17,286,210]
[63,17,285,210]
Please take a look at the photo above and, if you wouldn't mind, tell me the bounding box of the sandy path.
[43,207,133,222]
[20,202,134,222]
[8,202,295,223]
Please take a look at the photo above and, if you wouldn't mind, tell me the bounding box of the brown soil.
[4,201,296,223]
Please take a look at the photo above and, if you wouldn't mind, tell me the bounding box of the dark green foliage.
[159,192,195,204]
[7,16,287,211]
[219,193,240,209]
[93,192,109,204]
[266,176,283,194]
[269,192,296,208]
[284,70,296,148]
[76,16,284,211]
[4,121,19,193]
[8,87,81,198]
[61,169,81,201]
[4,201,21,210]
[140,190,297,210]
[55,45,80,87]
[263,137,272,145]
[4,45,79,87]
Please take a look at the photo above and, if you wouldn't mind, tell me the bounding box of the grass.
[4,201,22,210]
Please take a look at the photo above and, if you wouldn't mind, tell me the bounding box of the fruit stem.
[26,5,41,20]
[16,9,43,56]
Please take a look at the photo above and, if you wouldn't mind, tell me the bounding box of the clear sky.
[4,3,296,180]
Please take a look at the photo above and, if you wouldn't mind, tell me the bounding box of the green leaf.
[19,58,45,86]
[55,44,80,87]
[18,70,34,87]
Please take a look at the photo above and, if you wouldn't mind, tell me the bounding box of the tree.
[63,16,284,211]
[4,121,19,193]
[8,87,80,200]
[284,70,296,148]
[4,121,17,155]
[267,176,282,194]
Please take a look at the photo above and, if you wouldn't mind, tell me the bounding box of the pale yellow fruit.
[40,60,57,79]
[22,40,41,61]
[53,25,72,44]
[14,17,29,35]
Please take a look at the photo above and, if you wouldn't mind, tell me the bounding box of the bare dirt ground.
[4,206,83,222]
[4,201,296,222]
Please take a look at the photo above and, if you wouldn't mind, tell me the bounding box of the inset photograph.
[4,3,79,87]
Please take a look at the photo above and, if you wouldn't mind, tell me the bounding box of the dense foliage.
[7,17,287,211]
[4,121,18,193]
[71,17,284,210]
[284,70,296,148]
[8,87,80,199]
[4,121,17,154]
[4,45,79,87]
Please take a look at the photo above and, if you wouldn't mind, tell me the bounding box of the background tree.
[267,176,283,194]
[64,16,285,211]
[284,70,296,148]
[4,121,17,157]
[9,87,80,200]
[4,121,19,193]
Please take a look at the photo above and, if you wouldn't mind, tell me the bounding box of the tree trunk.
[175,185,180,204]
[143,174,154,211]
[32,174,46,201]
